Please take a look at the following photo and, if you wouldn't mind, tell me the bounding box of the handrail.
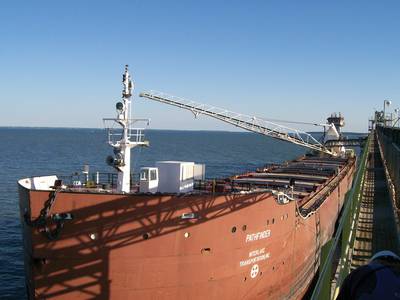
[311,134,370,299]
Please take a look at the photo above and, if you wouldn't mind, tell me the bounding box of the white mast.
[104,65,149,193]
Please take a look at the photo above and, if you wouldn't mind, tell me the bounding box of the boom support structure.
[139,91,336,156]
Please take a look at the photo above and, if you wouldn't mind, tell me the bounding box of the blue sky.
[1,1,400,132]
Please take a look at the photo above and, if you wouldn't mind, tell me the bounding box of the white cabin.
[139,167,159,193]
[139,161,205,194]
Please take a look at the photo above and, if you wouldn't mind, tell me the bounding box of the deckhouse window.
[150,169,157,181]
[141,169,149,180]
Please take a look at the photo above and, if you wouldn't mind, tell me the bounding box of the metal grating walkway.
[351,134,400,269]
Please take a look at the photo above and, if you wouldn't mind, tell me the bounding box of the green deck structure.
[311,127,400,300]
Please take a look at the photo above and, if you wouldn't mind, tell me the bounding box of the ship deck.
[20,155,353,214]
[233,156,349,205]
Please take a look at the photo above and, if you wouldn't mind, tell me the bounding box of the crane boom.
[139,91,336,156]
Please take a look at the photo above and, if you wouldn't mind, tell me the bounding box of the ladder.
[314,212,321,274]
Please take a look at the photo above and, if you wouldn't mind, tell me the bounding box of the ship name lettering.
[245,230,271,243]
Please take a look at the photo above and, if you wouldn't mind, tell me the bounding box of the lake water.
[0,128,363,299]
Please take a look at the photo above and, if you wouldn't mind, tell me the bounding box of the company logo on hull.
[250,264,259,278]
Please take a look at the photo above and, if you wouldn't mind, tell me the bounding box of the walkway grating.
[351,134,400,269]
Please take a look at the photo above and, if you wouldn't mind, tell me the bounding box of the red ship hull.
[19,157,355,299]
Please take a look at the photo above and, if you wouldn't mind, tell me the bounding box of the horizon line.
[0,125,368,134]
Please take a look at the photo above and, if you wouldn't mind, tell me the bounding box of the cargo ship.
[18,66,355,299]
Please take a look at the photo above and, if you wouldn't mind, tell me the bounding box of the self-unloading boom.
[139,90,336,156]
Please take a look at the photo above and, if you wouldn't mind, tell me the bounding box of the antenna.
[103,66,150,193]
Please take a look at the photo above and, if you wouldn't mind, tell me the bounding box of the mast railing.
[139,90,335,156]
[103,118,148,147]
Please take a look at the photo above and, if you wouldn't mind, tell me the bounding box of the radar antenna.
[139,91,336,156]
